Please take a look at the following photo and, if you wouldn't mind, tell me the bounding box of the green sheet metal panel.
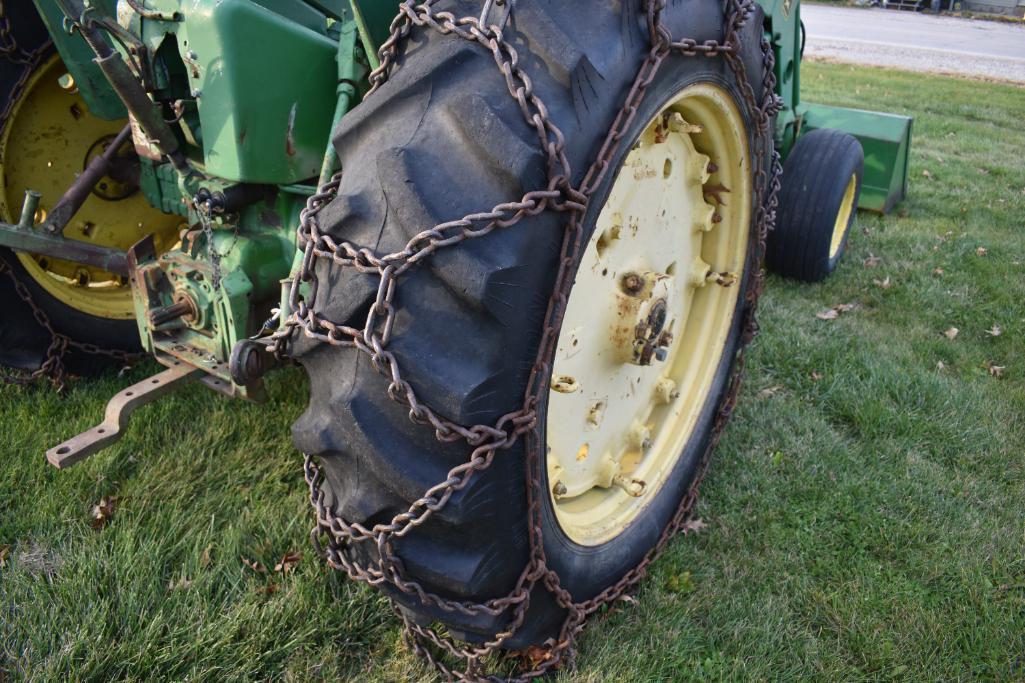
[800,103,913,214]
[177,0,338,184]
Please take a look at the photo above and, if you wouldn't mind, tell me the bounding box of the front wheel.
[291,0,776,656]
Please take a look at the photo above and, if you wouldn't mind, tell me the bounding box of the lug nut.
[552,481,568,498]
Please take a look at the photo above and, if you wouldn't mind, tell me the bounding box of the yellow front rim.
[829,173,857,259]
[546,84,751,546]
[0,54,180,319]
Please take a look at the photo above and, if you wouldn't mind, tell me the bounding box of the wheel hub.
[545,84,751,545]
[0,53,181,319]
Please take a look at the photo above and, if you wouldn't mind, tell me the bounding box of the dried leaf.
[936,361,946,371]
[520,645,555,668]
[200,545,212,569]
[943,327,959,341]
[873,276,892,289]
[811,371,823,381]
[260,582,279,596]
[986,324,1002,337]
[274,551,302,575]
[757,385,783,398]
[932,267,944,276]
[0,544,9,568]
[617,594,639,606]
[682,518,707,534]
[922,169,932,179]
[863,253,882,268]
[976,246,988,256]
[976,167,990,175]
[816,308,839,321]
[89,496,118,530]
[242,556,267,574]
[834,303,859,313]
[986,362,1005,378]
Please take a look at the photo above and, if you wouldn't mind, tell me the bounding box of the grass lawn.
[2,62,1024,682]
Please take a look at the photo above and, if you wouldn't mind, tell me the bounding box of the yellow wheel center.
[0,53,181,319]
[546,84,751,546]
[829,172,858,259]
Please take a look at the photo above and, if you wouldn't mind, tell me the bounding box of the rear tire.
[766,128,863,283]
[0,6,142,376]
[292,0,773,647]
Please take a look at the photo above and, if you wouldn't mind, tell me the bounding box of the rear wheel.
[292,0,773,648]
[0,8,181,375]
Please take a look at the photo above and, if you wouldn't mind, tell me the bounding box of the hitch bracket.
[46,362,203,469]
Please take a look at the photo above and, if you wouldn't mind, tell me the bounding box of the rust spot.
[576,444,589,462]
[285,103,298,157]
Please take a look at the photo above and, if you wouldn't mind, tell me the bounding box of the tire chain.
[0,2,142,391]
[275,1,782,680]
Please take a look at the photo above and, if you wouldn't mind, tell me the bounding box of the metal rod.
[43,123,134,235]
[18,191,40,230]
[0,223,129,275]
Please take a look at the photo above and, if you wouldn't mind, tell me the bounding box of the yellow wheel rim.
[546,84,751,546]
[829,173,857,259]
[0,53,180,319]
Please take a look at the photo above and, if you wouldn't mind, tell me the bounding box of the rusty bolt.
[641,438,653,452]
[620,272,644,296]
[552,481,567,497]
[706,161,719,174]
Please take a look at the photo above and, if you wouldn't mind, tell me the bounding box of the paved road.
[801,4,1025,82]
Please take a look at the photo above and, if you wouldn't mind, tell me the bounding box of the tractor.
[0,0,911,677]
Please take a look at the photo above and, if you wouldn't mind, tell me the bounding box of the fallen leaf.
[816,308,839,321]
[922,169,932,179]
[0,544,9,568]
[682,518,707,534]
[758,385,784,398]
[977,167,990,175]
[936,361,946,371]
[873,276,892,289]
[863,253,882,268]
[520,645,555,668]
[260,582,279,596]
[617,594,639,606]
[200,545,212,569]
[811,371,823,381]
[986,324,1002,337]
[985,362,1005,378]
[274,551,302,575]
[943,327,959,341]
[242,557,267,574]
[90,496,118,530]
[932,267,944,276]
[976,246,988,257]
[770,450,785,467]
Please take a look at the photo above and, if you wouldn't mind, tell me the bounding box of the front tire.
[292,0,774,649]
[766,128,864,283]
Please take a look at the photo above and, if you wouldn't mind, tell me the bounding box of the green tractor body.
[0,0,911,461]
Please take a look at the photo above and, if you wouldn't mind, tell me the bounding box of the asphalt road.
[801,4,1025,82]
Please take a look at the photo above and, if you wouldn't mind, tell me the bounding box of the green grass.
[2,63,1024,682]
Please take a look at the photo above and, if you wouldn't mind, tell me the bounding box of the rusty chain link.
[0,2,143,390]
[276,0,783,679]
